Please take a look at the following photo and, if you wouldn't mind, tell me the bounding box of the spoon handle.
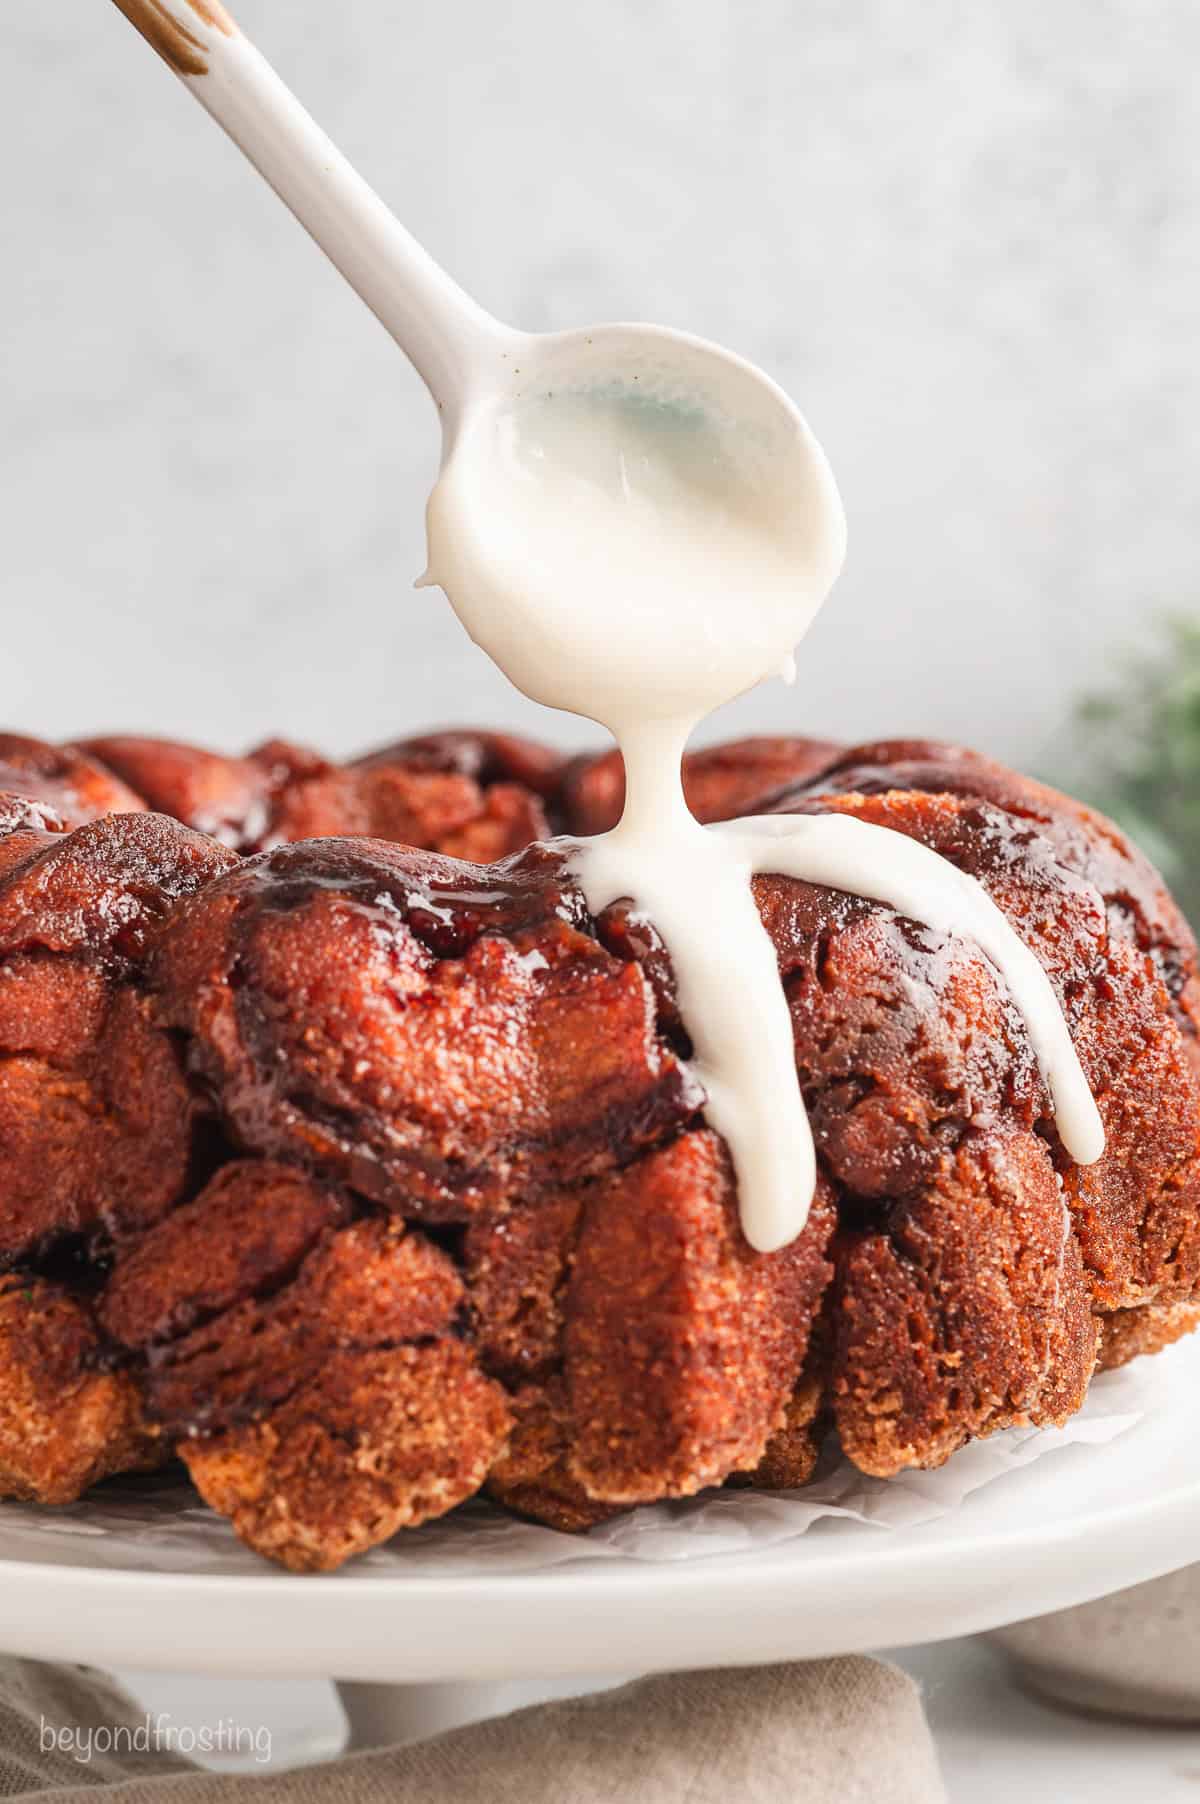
[109,0,508,417]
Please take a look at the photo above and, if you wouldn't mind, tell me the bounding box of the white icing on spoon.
[428,376,1105,1251]
[110,2,1104,1250]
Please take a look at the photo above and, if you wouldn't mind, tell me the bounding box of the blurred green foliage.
[1058,616,1200,929]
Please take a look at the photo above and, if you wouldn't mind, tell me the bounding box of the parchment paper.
[0,1338,1185,1578]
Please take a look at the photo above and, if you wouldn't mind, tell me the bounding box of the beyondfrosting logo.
[40,1711,273,1767]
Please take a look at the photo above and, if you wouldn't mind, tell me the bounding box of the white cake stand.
[2,1336,1198,1752]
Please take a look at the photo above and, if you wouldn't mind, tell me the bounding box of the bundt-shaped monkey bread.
[0,725,1195,1568]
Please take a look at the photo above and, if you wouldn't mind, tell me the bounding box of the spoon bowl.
[429,320,847,729]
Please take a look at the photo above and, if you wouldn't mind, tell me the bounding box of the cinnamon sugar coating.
[99,1165,510,1569]
[0,725,1194,1568]
[0,734,146,829]
[100,1160,349,1350]
[80,736,273,848]
[1097,1300,1200,1371]
[0,1275,157,1504]
[0,813,235,1263]
[470,1134,834,1521]
[152,838,702,1218]
[82,728,558,859]
[184,1342,509,1572]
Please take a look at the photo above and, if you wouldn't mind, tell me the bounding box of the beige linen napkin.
[0,1657,945,1803]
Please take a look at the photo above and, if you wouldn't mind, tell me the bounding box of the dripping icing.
[424,374,1105,1253]
[568,750,1105,1251]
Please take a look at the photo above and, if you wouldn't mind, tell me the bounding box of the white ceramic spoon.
[109,0,847,721]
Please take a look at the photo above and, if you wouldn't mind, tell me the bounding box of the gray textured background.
[3,2,1195,766]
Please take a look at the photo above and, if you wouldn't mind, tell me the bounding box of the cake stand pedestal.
[335,1676,617,1751]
